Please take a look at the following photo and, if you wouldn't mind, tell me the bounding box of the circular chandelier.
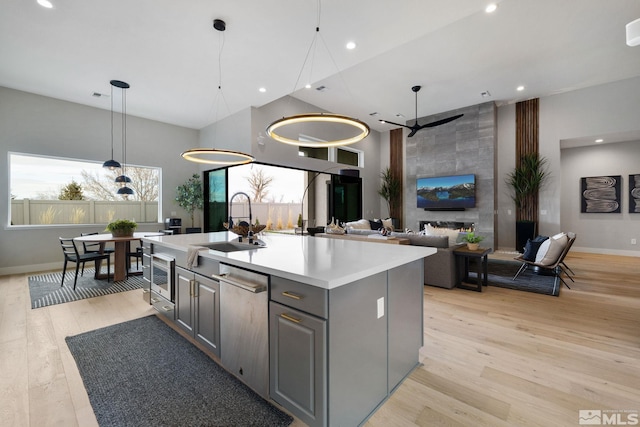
[181,148,255,165]
[266,113,370,147]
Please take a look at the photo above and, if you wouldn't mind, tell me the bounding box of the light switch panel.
[377,297,384,319]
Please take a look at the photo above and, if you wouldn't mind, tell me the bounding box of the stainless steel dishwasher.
[213,263,269,399]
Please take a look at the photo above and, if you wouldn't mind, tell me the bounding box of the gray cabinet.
[175,266,220,357]
[269,301,326,427]
[270,266,422,427]
[141,241,151,303]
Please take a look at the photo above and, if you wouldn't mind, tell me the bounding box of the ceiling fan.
[379,85,463,137]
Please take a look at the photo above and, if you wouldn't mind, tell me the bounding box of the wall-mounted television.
[417,174,476,210]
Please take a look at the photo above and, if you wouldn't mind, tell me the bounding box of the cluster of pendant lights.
[103,80,134,195]
[181,2,369,166]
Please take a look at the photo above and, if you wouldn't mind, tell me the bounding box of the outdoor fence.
[10,199,159,226]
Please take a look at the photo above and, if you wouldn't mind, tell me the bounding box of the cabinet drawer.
[150,290,175,320]
[271,276,328,319]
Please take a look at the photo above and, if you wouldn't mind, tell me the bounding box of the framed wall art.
[580,175,621,213]
[630,174,640,213]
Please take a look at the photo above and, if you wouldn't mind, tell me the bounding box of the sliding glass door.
[204,168,228,232]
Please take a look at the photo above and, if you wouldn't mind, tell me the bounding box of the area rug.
[28,267,144,309]
[66,315,293,427]
[467,259,561,296]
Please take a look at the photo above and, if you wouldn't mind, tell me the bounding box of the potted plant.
[377,166,401,229]
[462,231,484,251]
[105,219,137,237]
[506,153,549,252]
[175,173,204,233]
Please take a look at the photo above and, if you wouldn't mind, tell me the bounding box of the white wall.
[560,140,640,255]
[497,76,640,255]
[0,87,200,274]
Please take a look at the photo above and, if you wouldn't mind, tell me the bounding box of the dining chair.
[80,232,114,276]
[59,237,111,290]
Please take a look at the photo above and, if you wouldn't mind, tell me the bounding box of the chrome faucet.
[228,192,253,244]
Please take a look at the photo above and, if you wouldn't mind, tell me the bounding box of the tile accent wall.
[405,101,497,247]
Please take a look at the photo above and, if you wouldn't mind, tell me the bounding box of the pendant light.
[109,80,134,196]
[102,81,122,170]
[181,19,255,166]
[266,1,370,147]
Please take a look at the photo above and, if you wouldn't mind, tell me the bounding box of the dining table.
[74,232,164,282]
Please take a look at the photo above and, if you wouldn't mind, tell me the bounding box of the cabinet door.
[194,275,220,357]
[175,266,194,335]
[269,301,326,427]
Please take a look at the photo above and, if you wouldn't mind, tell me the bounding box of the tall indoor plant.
[175,173,204,233]
[378,167,401,228]
[506,153,549,251]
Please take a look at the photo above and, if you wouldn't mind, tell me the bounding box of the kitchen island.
[142,231,435,427]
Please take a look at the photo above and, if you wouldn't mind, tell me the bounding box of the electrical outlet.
[541,210,547,215]
[507,209,512,215]
[632,238,637,245]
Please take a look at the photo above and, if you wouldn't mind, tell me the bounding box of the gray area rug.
[66,315,293,427]
[468,259,561,296]
[29,268,143,309]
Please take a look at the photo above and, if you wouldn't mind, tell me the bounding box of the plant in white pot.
[462,231,484,251]
[175,174,204,233]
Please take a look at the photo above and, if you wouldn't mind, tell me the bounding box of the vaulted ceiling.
[1,0,639,133]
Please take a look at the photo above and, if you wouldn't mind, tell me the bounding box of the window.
[298,135,364,167]
[9,152,160,226]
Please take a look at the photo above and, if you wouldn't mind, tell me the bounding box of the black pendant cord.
[110,84,115,161]
[122,86,126,179]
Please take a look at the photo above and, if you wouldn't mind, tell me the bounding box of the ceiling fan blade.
[407,128,419,138]
[379,119,412,130]
[422,114,464,128]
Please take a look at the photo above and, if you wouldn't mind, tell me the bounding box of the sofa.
[343,223,463,289]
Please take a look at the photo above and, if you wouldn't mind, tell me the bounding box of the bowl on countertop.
[306,226,325,236]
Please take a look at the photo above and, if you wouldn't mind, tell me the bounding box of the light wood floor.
[1,252,638,426]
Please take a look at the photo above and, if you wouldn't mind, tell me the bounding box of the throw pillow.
[522,235,548,260]
[369,219,383,230]
[345,219,371,230]
[538,233,569,266]
[534,239,552,263]
[381,218,394,230]
[522,239,544,261]
[424,224,460,247]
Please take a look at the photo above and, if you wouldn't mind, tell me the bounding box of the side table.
[453,246,493,292]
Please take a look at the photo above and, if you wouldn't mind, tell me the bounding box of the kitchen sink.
[198,241,266,253]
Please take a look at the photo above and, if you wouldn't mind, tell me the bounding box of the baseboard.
[571,246,640,257]
[0,261,62,277]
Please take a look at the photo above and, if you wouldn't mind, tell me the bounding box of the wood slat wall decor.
[390,128,404,228]
[515,98,539,223]
[515,98,539,163]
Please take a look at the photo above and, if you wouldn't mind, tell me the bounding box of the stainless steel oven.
[150,253,175,318]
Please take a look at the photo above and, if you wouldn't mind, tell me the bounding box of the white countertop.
[143,231,436,289]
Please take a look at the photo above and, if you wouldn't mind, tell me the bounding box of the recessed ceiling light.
[37,0,53,8]
[346,41,356,50]
[516,85,525,91]
[305,83,311,89]
[258,87,266,93]
[485,3,497,13]
[595,138,604,143]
